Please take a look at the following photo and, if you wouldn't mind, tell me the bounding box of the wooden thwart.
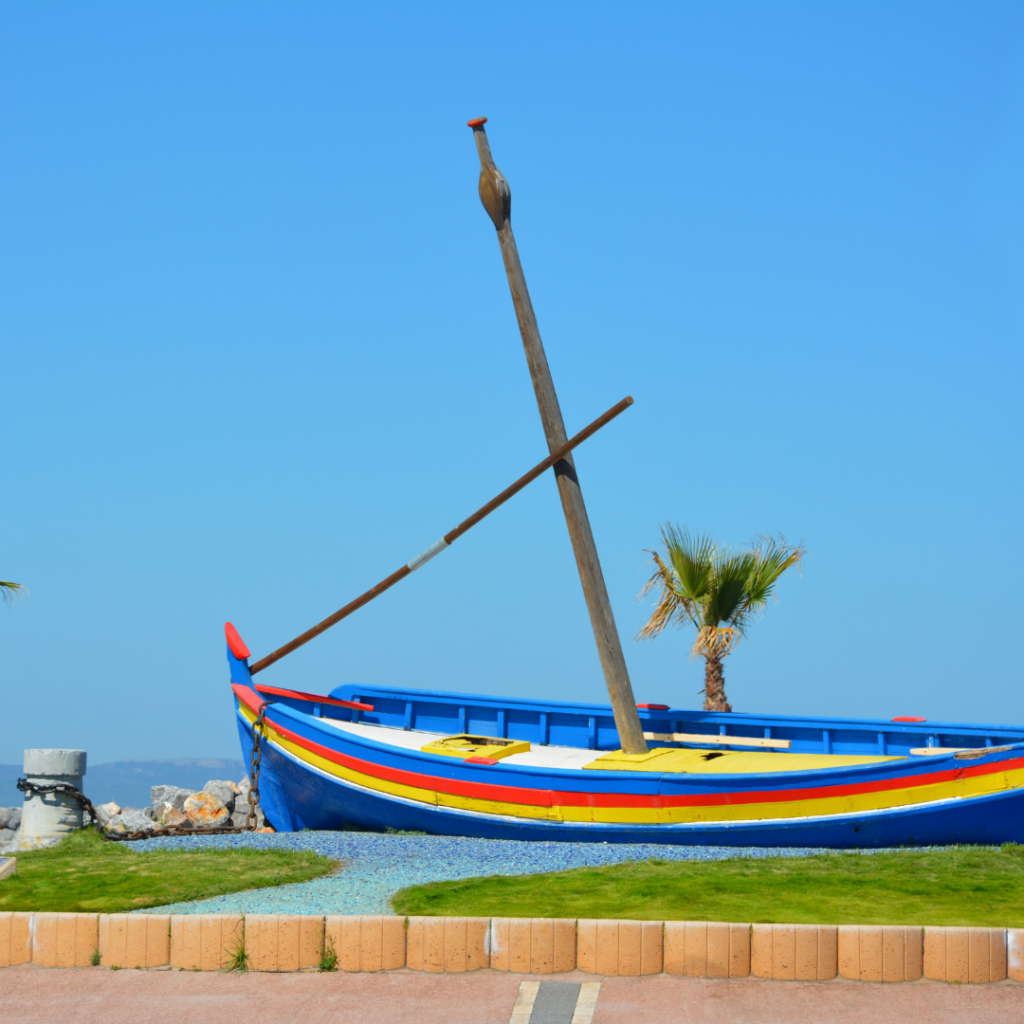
[643,731,792,750]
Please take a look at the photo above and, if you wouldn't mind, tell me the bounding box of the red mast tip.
[225,622,251,660]
[467,117,488,128]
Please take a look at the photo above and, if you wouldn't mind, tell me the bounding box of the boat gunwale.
[332,683,1024,738]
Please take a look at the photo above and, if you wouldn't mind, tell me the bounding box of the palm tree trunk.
[703,653,732,712]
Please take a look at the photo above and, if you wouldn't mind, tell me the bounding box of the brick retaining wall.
[1,912,1022,983]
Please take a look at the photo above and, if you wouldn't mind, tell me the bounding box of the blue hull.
[235,712,1024,848]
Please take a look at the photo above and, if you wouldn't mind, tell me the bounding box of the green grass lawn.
[0,829,336,913]
[392,845,1024,927]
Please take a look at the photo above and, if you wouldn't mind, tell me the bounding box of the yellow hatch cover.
[421,734,531,761]
[584,748,903,774]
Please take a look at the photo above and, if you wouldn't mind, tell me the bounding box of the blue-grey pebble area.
[128,832,840,917]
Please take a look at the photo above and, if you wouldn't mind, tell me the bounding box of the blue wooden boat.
[226,626,1024,847]
[225,120,1024,848]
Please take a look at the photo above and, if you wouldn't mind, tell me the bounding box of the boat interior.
[312,716,902,773]
[254,683,1024,774]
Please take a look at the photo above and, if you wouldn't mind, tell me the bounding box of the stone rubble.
[0,808,22,830]
[1,777,271,849]
[109,778,267,832]
[107,807,159,833]
[0,807,22,850]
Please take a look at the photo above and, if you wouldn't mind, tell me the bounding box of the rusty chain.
[246,702,268,830]
[16,777,99,827]
[104,823,252,842]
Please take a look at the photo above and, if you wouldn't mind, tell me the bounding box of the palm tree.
[636,527,804,712]
[1,580,24,603]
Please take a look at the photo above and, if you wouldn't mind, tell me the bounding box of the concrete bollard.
[17,749,87,850]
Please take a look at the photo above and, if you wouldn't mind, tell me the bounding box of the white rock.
[149,785,196,812]
[94,802,121,827]
[112,808,159,832]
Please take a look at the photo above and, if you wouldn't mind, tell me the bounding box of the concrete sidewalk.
[2,965,1023,1023]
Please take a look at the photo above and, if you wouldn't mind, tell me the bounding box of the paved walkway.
[2,965,1023,1023]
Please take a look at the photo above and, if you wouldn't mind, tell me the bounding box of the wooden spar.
[468,117,648,755]
[249,396,634,675]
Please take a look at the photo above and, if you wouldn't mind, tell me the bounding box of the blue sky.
[3,2,1023,766]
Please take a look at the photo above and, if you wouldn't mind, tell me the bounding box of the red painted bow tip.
[467,117,488,128]
[225,622,251,660]
[891,716,926,723]
[637,704,670,710]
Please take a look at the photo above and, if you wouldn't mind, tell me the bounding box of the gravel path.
[129,832,837,916]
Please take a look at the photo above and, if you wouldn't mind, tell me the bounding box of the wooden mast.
[467,117,648,755]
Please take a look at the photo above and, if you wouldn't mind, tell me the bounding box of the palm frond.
[636,552,695,640]
[0,581,23,604]
[744,535,805,608]
[661,525,717,601]
[636,526,804,648]
[703,552,756,628]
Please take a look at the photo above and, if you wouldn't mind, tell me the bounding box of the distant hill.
[0,758,246,810]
